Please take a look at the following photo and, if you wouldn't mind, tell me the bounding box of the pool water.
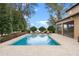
[12,34,60,45]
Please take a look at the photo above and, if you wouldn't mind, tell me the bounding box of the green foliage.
[46,3,64,20]
[39,27,46,32]
[47,15,56,26]
[46,3,64,33]
[0,4,12,36]
[0,3,38,37]
[30,26,37,32]
[0,4,28,36]
[26,30,30,33]
[12,10,27,32]
[47,26,55,33]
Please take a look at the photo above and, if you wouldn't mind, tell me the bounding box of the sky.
[27,3,74,28]
[28,3,50,28]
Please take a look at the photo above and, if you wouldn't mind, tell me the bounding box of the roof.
[56,4,79,23]
[66,3,79,12]
[56,12,79,23]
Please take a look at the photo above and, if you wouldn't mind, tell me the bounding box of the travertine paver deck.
[0,34,79,56]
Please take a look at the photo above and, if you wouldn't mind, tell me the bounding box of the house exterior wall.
[67,5,79,16]
[56,17,74,36]
[56,24,63,34]
[74,15,79,39]
[56,18,73,25]
[56,4,79,40]
[56,15,79,40]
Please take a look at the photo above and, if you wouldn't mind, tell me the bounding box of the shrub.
[26,30,30,33]
[30,26,37,32]
[39,27,46,32]
[47,26,55,33]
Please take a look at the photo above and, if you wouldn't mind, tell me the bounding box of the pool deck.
[0,34,79,56]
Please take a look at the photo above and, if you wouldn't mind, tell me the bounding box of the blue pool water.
[12,34,60,45]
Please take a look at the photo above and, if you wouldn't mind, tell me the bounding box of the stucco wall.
[56,17,73,25]
[74,15,79,39]
[56,15,79,40]
[56,4,79,40]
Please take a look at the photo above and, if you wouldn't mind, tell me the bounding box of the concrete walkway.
[0,34,79,56]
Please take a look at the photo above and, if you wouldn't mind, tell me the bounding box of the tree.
[15,3,37,17]
[0,4,12,36]
[46,3,64,33]
[30,26,37,32]
[12,10,27,32]
[0,4,28,36]
[47,15,56,26]
[39,27,46,32]
[14,3,38,30]
[7,4,27,32]
[46,3,64,20]
[47,26,55,33]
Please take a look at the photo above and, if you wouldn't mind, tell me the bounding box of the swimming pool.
[12,34,60,45]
